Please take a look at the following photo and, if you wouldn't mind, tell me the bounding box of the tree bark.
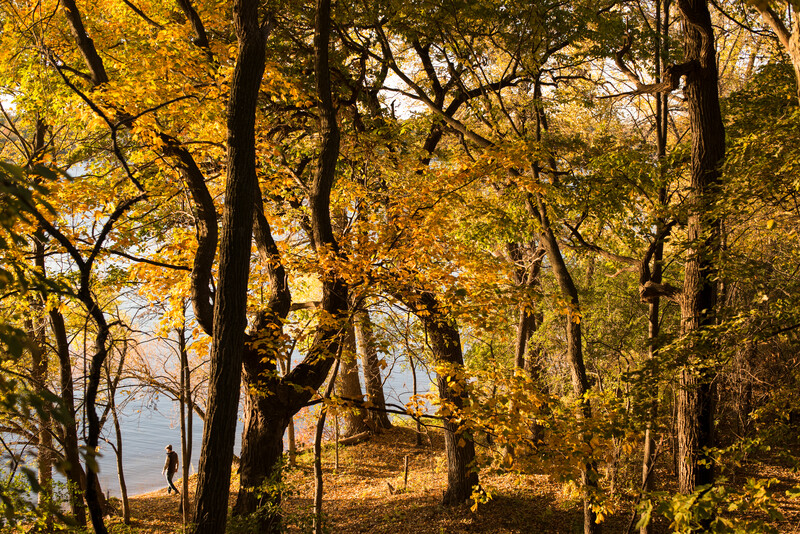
[525,73,600,531]
[234,345,290,533]
[313,361,340,534]
[49,308,87,526]
[508,242,546,380]
[676,0,725,495]
[417,295,478,505]
[191,0,265,530]
[354,309,392,431]
[641,6,670,531]
[750,0,800,103]
[337,323,371,438]
[108,380,130,524]
[27,311,53,524]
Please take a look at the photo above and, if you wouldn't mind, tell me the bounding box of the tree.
[675,0,726,495]
[189,0,268,529]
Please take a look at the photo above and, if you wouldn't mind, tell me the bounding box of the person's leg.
[165,472,173,493]
[167,472,180,494]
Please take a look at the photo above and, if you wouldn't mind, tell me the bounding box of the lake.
[94,366,432,497]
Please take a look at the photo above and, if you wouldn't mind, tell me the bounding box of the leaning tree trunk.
[676,0,725,495]
[529,192,600,534]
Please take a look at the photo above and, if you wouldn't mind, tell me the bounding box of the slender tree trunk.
[676,0,725,495]
[109,389,130,524]
[83,328,110,534]
[313,361,340,534]
[640,7,670,530]
[354,310,392,431]
[179,323,192,525]
[28,313,53,525]
[49,309,87,526]
[287,418,297,468]
[529,193,600,534]
[29,198,53,526]
[508,242,546,381]
[640,247,663,534]
[409,349,423,446]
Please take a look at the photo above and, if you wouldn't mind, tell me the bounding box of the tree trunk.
[234,348,289,533]
[338,323,371,438]
[750,1,800,104]
[109,389,130,524]
[419,299,478,505]
[529,193,600,534]
[313,361,340,534]
[641,7,670,530]
[83,320,111,534]
[676,0,725,495]
[29,200,53,527]
[354,310,392,431]
[191,0,265,529]
[508,242,546,381]
[49,308,87,527]
[179,323,193,525]
[409,349,423,446]
[26,312,53,520]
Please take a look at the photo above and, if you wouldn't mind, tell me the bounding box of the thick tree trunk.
[676,0,725,495]
[232,0,347,525]
[191,0,265,530]
[354,310,392,431]
[234,350,289,533]
[419,301,478,505]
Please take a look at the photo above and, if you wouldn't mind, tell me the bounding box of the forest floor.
[108,425,800,533]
